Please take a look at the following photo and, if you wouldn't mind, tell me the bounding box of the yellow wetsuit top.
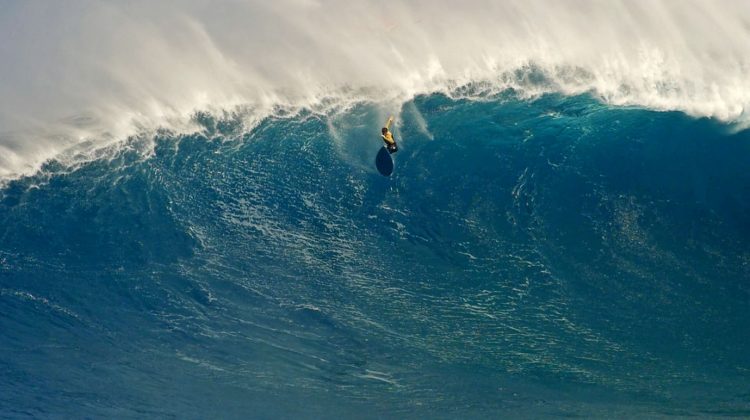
[381,116,395,145]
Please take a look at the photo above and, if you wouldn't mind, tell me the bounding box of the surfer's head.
[382,127,388,135]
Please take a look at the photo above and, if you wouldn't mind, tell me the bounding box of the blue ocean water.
[1,93,749,418]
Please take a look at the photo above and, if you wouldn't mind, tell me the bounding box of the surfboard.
[375,146,394,176]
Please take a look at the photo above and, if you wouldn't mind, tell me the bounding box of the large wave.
[1,0,750,180]
[2,1,750,417]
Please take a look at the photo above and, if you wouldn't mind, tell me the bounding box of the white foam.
[1,0,749,181]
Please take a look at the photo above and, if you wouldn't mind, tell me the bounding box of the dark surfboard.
[375,146,394,176]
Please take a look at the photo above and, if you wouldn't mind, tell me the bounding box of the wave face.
[2,93,749,417]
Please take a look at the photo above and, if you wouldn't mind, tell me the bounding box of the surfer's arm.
[385,116,393,130]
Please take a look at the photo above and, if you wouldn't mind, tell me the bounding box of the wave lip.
[2,0,750,181]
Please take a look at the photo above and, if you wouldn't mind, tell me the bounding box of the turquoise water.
[1,93,749,418]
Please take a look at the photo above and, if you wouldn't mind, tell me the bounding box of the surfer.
[381,116,398,153]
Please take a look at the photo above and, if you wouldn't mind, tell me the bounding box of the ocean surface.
[1,92,749,418]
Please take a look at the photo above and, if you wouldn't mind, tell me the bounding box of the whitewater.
[1,0,750,181]
[2,0,750,418]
